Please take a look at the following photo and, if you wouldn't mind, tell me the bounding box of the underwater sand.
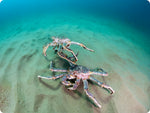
[0,12,150,113]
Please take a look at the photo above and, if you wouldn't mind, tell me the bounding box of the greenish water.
[0,0,150,113]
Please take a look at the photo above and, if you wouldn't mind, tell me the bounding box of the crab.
[38,61,115,108]
[43,36,94,64]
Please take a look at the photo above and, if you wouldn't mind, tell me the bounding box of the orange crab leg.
[89,77,115,94]
[83,79,102,108]
[62,45,78,61]
[38,74,64,80]
[57,52,77,65]
[43,43,52,56]
[89,71,108,76]
[68,41,94,52]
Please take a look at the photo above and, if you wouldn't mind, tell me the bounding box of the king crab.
[43,36,94,64]
[38,61,115,108]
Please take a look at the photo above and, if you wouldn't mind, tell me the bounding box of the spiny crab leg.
[49,61,68,72]
[83,80,102,108]
[57,52,77,65]
[68,41,94,52]
[43,43,52,56]
[68,78,80,90]
[62,46,78,61]
[89,71,108,76]
[61,75,73,86]
[67,74,76,80]
[38,74,64,80]
[101,84,115,94]
[89,77,115,94]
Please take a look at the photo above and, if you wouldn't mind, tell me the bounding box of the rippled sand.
[0,13,150,113]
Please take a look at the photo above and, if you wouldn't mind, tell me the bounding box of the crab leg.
[68,41,94,52]
[67,74,76,80]
[89,77,115,94]
[43,43,52,56]
[38,74,64,80]
[62,46,78,61]
[49,61,68,72]
[58,44,63,52]
[61,75,73,86]
[65,44,70,48]
[53,45,59,51]
[83,80,102,108]
[89,71,108,76]
[68,78,80,90]
[57,52,76,65]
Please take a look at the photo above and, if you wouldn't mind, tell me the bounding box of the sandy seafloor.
[0,12,150,113]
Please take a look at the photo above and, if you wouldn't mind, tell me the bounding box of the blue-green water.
[0,0,150,34]
[0,0,150,113]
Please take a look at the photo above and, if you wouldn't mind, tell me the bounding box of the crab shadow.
[63,80,113,109]
[39,78,62,90]
[38,57,70,90]
[38,75,113,113]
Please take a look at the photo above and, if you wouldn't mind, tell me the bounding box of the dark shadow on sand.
[63,80,114,110]
[39,78,62,90]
